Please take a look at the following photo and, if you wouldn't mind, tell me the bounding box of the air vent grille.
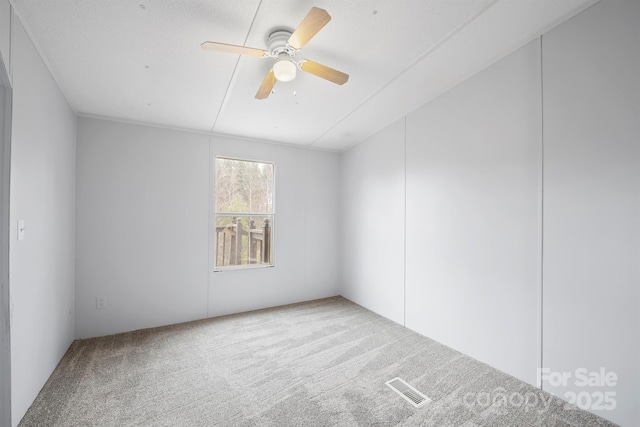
[385,377,431,408]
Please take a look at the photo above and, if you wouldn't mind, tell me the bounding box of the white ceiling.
[11,0,597,151]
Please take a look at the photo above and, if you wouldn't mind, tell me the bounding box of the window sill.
[214,264,274,272]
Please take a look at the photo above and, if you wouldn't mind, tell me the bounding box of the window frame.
[213,156,275,272]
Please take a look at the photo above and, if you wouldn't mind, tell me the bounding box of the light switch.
[17,220,25,241]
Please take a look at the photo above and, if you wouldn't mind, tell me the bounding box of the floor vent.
[385,377,431,408]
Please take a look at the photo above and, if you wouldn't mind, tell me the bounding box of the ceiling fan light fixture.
[273,59,297,82]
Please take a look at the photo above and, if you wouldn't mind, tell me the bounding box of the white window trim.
[211,156,276,272]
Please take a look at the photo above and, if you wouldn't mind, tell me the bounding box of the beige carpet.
[19,296,616,426]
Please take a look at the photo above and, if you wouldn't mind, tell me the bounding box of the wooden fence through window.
[215,217,271,266]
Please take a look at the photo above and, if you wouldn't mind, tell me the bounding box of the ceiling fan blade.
[255,69,277,99]
[288,7,331,50]
[201,41,266,58]
[300,60,349,85]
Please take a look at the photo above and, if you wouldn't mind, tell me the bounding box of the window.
[214,157,274,269]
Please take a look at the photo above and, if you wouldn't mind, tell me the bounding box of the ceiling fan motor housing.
[267,29,295,58]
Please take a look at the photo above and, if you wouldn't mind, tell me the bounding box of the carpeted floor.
[19,296,616,426]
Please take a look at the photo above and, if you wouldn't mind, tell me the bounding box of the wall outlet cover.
[96,296,106,309]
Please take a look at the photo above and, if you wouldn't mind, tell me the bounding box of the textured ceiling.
[11,0,598,151]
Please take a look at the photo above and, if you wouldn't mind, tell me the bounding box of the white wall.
[340,118,405,325]
[9,18,76,427]
[541,0,640,425]
[75,117,341,338]
[342,40,542,384]
[207,135,340,317]
[405,39,541,385]
[0,0,10,83]
[341,1,639,425]
[0,71,11,427]
[0,6,12,424]
[75,118,210,338]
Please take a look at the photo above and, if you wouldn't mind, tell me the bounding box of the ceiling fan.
[201,7,349,99]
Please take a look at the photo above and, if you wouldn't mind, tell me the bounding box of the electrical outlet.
[96,296,107,309]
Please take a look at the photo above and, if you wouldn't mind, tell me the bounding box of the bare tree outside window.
[214,158,274,269]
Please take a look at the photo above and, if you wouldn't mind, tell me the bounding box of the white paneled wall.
[206,134,341,317]
[405,39,541,385]
[341,1,639,425]
[0,0,10,82]
[0,77,11,427]
[340,119,405,325]
[75,118,341,338]
[75,119,210,339]
[10,18,76,427]
[541,0,640,424]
